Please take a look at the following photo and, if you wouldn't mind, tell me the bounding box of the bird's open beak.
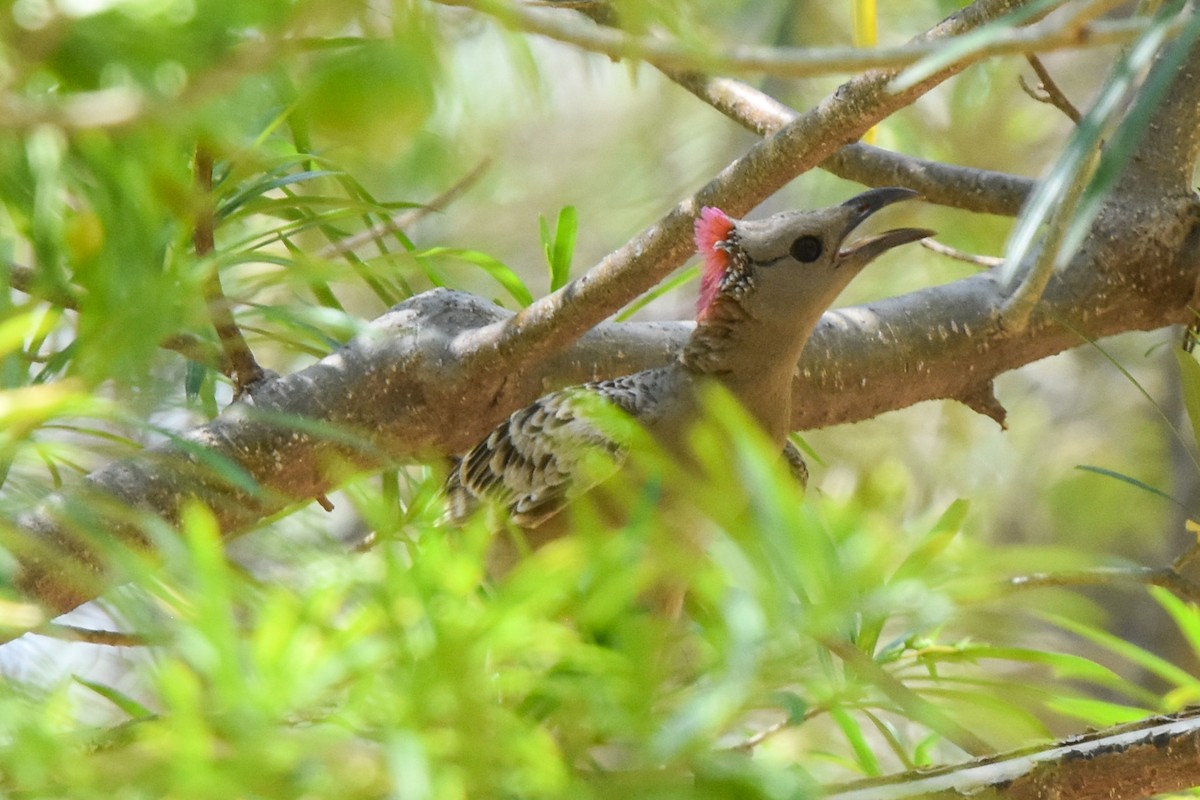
[835,187,934,270]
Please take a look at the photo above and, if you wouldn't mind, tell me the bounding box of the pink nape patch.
[694,207,734,319]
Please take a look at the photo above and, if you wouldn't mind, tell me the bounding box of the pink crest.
[694,206,734,320]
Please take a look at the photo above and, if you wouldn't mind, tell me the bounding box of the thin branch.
[1021,54,1083,122]
[921,238,1003,267]
[35,623,156,647]
[1006,565,1200,604]
[436,0,1165,79]
[319,157,492,259]
[668,71,1035,217]
[195,145,266,395]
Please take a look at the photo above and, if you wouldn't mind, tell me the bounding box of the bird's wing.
[782,438,809,488]
[444,383,634,528]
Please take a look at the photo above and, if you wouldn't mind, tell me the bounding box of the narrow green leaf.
[1047,612,1200,693]
[218,170,344,220]
[418,247,533,307]
[890,499,968,584]
[831,706,881,776]
[185,360,206,404]
[1061,5,1200,262]
[1173,347,1200,457]
[1150,586,1200,664]
[1075,464,1183,507]
[74,676,155,720]
[549,205,577,291]
[617,265,698,321]
[997,1,1192,286]
[771,690,809,726]
[1044,695,1150,727]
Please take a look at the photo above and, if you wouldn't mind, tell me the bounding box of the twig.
[198,149,336,510]
[1171,537,1200,573]
[36,622,157,647]
[194,145,266,396]
[319,158,492,259]
[730,718,791,753]
[668,72,1035,217]
[1021,54,1083,122]
[436,0,1164,79]
[921,238,1003,267]
[1006,564,1200,604]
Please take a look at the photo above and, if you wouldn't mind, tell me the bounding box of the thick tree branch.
[825,708,1200,800]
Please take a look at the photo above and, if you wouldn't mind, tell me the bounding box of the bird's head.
[694,187,933,327]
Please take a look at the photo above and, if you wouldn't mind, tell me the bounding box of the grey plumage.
[445,188,932,529]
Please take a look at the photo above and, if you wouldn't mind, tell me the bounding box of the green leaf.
[1047,611,1200,694]
[1174,347,1200,457]
[185,360,207,404]
[617,265,698,321]
[831,706,881,776]
[541,205,577,291]
[1150,587,1200,666]
[1074,464,1183,508]
[418,247,533,307]
[771,690,809,725]
[1044,695,1149,727]
[74,676,155,720]
[1061,5,1200,262]
[218,170,344,220]
[890,499,968,584]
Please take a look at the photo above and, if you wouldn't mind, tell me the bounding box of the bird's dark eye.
[789,235,823,263]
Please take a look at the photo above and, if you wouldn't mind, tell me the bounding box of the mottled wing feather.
[445,376,644,528]
[782,438,809,488]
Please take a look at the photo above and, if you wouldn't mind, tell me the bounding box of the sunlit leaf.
[541,205,577,292]
[417,247,534,307]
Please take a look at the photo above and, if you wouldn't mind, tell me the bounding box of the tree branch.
[1020,54,1083,122]
[437,0,1162,79]
[667,72,1034,217]
[195,146,266,395]
[825,709,1200,799]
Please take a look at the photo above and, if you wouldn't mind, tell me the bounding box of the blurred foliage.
[0,0,1197,797]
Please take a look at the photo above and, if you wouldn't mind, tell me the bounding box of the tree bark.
[826,708,1200,800]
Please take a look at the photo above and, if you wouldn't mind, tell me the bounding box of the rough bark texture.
[827,709,1200,800]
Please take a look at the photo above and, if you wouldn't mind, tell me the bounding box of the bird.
[444,187,933,550]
